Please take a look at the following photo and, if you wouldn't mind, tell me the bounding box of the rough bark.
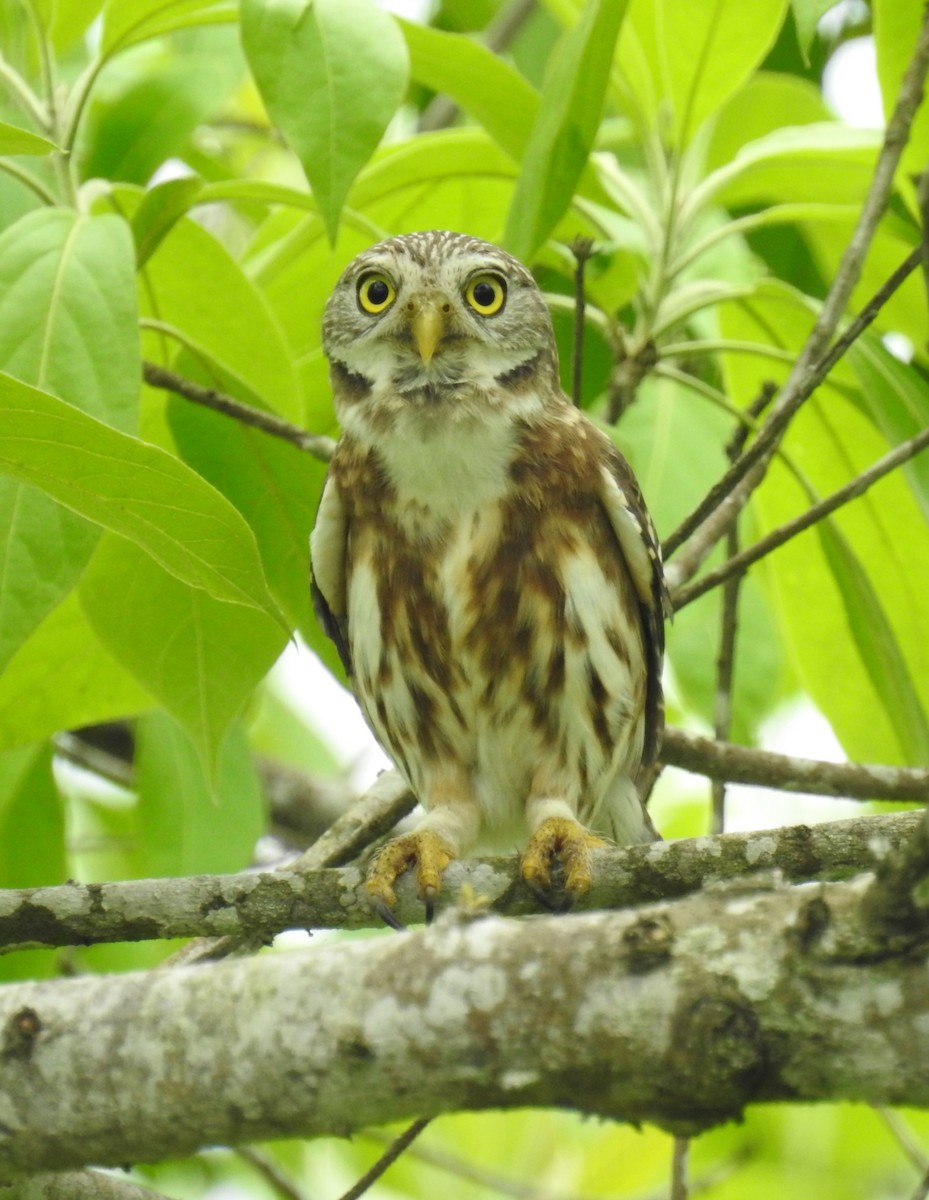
[0,810,921,950]
[3,861,929,1180]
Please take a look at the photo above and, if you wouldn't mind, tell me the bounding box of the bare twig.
[874,1107,929,1174]
[238,1146,307,1200]
[671,1137,690,1200]
[142,361,335,463]
[670,418,929,607]
[711,524,741,835]
[571,236,594,406]
[337,1118,431,1200]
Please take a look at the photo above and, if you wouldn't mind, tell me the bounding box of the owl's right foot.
[366,829,456,926]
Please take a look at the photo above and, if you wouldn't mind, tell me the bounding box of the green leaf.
[817,519,929,764]
[705,71,832,174]
[0,208,139,672]
[790,0,835,59]
[0,373,284,621]
[874,0,928,201]
[167,392,324,638]
[135,711,264,877]
[241,0,409,243]
[82,28,245,186]
[131,175,205,267]
[505,0,629,261]
[0,592,152,753]
[849,336,929,520]
[79,535,287,770]
[0,121,57,155]
[100,0,236,53]
[398,18,539,161]
[0,742,65,887]
[140,200,302,422]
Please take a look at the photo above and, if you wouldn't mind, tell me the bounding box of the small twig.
[874,1106,929,1174]
[671,1136,690,1200]
[669,418,929,607]
[711,522,740,836]
[142,361,335,463]
[337,1118,431,1200]
[237,1145,307,1200]
[570,236,594,406]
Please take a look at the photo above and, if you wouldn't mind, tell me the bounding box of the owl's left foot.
[366,829,455,925]
[521,817,606,904]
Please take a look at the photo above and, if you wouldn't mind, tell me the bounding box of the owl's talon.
[521,816,607,900]
[370,896,407,932]
[366,829,455,924]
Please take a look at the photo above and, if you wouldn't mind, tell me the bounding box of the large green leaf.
[0,208,139,673]
[0,742,65,887]
[505,0,629,260]
[79,534,287,769]
[241,0,409,242]
[705,71,831,174]
[398,18,538,161]
[720,284,929,764]
[135,711,264,877]
[616,0,787,143]
[0,373,284,620]
[0,593,152,753]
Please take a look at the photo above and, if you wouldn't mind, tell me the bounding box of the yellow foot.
[521,817,607,899]
[366,829,455,920]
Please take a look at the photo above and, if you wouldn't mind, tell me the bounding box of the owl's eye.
[357,272,396,314]
[465,273,506,316]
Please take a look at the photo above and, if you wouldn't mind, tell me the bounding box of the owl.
[310,230,667,923]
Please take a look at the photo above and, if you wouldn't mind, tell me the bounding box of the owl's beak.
[409,301,446,364]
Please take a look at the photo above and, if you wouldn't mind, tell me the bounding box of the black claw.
[371,896,408,932]
[423,886,437,925]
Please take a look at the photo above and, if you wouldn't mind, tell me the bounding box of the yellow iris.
[358,272,396,314]
[465,273,506,315]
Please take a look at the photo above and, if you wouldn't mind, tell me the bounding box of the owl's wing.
[309,475,353,676]
[597,450,670,769]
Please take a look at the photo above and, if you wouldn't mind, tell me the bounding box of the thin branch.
[5,810,928,949]
[661,728,929,800]
[669,418,929,607]
[142,361,335,463]
[671,1137,690,1200]
[874,1107,929,1174]
[337,1118,431,1200]
[664,196,923,566]
[710,522,740,835]
[570,236,594,406]
[237,1146,307,1200]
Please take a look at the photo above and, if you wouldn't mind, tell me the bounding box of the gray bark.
[2,863,928,1181]
[0,810,921,951]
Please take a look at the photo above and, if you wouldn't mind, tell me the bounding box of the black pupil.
[367,279,389,305]
[473,280,497,308]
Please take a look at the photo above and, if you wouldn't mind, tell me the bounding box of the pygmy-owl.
[311,230,667,921]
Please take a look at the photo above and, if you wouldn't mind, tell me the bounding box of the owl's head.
[322,231,560,409]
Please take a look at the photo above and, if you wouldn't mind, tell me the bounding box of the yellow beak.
[410,303,445,364]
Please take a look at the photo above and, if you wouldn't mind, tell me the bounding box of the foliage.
[0,0,927,1195]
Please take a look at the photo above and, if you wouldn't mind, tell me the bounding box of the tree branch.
[7,1172,170,1198]
[142,361,335,463]
[669,416,929,608]
[5,868,929,1177]
[660,728,929,799]
[3,810,925,951]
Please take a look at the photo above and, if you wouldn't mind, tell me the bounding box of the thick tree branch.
[8,1173,169,1198]
[2,811,924,951]
[5,869,929,1178]
[142,361,335,462]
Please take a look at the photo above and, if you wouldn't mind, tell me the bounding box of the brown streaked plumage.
[310,230,668,918]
